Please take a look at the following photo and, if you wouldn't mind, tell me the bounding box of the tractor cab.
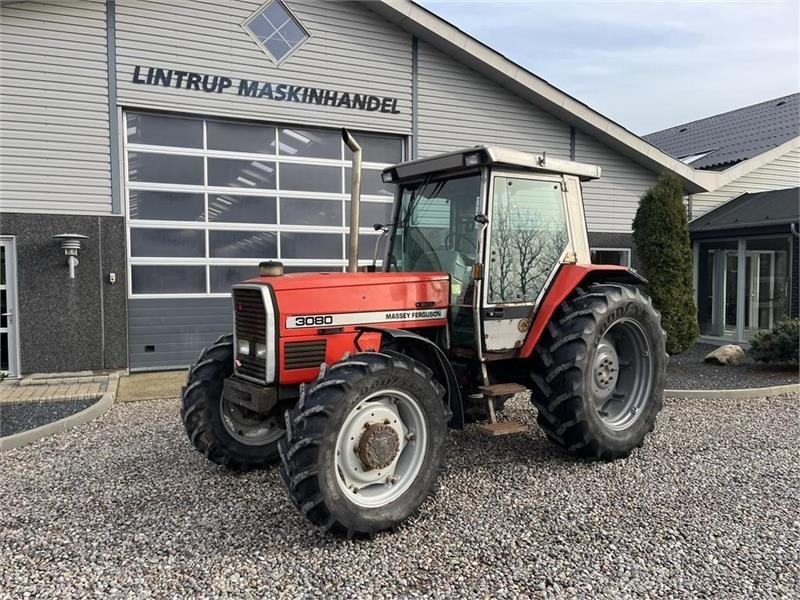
[382,147,600,357]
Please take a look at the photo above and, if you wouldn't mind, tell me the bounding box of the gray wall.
[128,298,231,371]
[575,131,658,233]
[114,0,412,134]
[0,0,112,215]
[415,41,659,234]
[416,40,571,158]
[0,214,127,374]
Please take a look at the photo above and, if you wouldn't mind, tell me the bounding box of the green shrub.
[632,173,699,355]
[750,319,799,365]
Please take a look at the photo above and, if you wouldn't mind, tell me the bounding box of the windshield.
[387,173,482,276]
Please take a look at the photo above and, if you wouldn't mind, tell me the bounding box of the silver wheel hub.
[592,340,619,403]
[335,389,427,509]
[592,317,654,431]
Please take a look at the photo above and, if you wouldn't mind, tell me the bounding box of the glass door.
[483,174,569,352]
[746,251,777,333]
[0,237,20,377]
[723,250,739,335]
[697,237,790,342]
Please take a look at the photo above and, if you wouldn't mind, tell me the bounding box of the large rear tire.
[181,334,283,470]
[278,351,448,537]
[530,284,667,460]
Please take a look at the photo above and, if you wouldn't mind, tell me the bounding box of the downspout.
[342,128,362,272]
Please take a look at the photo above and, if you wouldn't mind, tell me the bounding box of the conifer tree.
[632,173,699,354]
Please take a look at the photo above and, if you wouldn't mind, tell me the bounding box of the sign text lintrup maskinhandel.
[132,66,401,114]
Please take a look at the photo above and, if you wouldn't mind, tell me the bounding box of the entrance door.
[746,251,776,332]
[0,237,20,377]
[723,250,738,335]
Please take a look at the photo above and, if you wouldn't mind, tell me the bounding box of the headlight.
[255,343,267,359]
[464,152,482,167]
[237,339,250,355]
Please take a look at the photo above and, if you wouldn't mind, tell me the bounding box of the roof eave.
[694,136,800,191]
[369,0,710,193]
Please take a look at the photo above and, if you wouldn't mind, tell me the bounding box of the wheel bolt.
[405,433,415,441]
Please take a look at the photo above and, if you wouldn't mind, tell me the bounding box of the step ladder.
[476,383,528,436]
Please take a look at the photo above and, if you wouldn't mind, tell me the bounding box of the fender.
[519,264,647,359]
[355,326,465,429]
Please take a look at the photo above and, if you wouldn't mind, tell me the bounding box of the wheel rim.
[334,389,428,508]
[220,396,283,446]
[591,318,653,431]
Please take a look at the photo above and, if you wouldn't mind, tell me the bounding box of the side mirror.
[474,214,489,225]
[372,224,394,269]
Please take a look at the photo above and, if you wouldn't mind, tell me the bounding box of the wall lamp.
[53,233,88,279]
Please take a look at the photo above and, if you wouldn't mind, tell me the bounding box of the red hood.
[243,271,449,291]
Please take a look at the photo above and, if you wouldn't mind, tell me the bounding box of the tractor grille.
[284,340,327,370]
[233,287,268,381]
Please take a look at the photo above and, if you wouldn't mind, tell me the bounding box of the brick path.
[0,372,109,404]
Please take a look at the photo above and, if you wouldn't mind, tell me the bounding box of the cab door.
[481,173,572,353]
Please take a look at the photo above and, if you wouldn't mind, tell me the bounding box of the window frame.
[482,171,573,308]
[590,247,632,267]
[124,112,404,299]
[241,0,311,66]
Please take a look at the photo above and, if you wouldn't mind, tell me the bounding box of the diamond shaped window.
[244,0,310,64]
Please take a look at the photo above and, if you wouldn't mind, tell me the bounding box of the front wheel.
[181,335,283,470]
[530,284,667,460]
[278,351,448,537]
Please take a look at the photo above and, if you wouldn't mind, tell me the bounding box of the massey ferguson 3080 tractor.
[181,130,667,537]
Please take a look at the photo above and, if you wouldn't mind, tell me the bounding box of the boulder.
[704,344,746,366]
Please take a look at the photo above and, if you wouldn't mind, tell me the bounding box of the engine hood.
[242,271,450,338]
[243,271,449,292]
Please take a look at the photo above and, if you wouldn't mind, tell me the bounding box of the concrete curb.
[0,373,121,452]
[664,382,800,399]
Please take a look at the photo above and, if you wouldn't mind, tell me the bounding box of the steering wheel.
[444,231,477,253]
[413,250,442,272]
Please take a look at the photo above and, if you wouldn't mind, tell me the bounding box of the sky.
[415,1,800,134]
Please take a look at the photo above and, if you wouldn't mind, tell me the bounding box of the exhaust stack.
[342,128,362,273]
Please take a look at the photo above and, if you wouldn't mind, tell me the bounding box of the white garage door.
[124,111,405,297]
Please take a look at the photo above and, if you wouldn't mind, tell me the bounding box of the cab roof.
[383,146,602,183]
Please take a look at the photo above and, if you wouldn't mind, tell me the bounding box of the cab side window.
[488,177,568,304]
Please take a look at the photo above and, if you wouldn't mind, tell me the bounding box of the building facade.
[646,94,800,344]
[1,0,712,375]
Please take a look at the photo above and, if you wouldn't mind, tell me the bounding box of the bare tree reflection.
[489,205,567,304]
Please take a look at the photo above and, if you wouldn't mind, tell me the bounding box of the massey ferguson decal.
[287,309,446,329]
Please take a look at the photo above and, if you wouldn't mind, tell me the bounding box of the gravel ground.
[1,394,799,599]
[666,343,798,390]
[0,400,95,437]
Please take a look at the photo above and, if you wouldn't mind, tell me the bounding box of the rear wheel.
[181,335,283,470]
[278,351,448,537]
[530,284,667,459]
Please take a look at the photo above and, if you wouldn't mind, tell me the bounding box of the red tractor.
[181,130,667,537]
